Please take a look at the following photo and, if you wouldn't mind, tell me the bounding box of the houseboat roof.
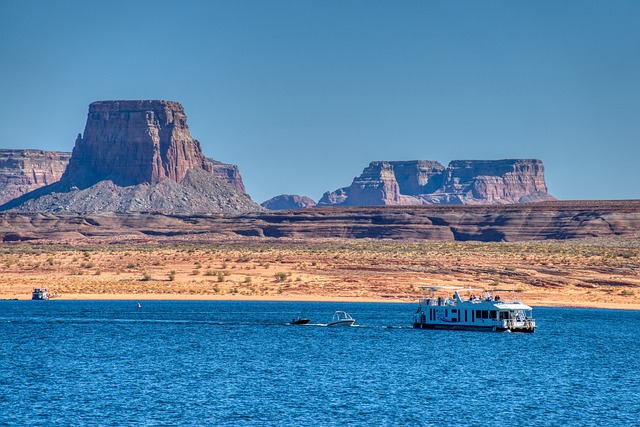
[494,302,533,310]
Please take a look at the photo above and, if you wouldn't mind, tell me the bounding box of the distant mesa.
[0,101,557,213]
[0,150,71,205]
[261,194,317,210]
[317,159,556,207]
[0,100,260,213]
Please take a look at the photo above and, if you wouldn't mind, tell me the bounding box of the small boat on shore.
[31,288,49,300]
[290,317,310,325]
[413,286,536,333]
[327,311,355,327]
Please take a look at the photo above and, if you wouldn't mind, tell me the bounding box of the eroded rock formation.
[261,194,317,210]
[0,150,71,205]
[64,100,213,186]
[318,159,555,206]
[208,159,246,193]
[1,100,261,213]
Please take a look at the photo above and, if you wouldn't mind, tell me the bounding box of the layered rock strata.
[318,159,555,206]
[0,150,71,205]
[1,100,260,213]
[1,200,638,243]
[261,194,317,210]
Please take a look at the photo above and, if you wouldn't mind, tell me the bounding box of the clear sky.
[1,0,638,203]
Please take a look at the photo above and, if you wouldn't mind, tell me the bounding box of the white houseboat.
[31,288,50,300]
[413,286,536,333]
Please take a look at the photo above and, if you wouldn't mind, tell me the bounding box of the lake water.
[1,301,639,426]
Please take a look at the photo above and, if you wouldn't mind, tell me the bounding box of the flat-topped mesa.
[318,159,555,206]
[436,159,549,204]
[64,100,212,186]
[318,161,446,207]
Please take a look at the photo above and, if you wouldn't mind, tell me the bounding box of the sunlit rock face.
[318,159,555,206]
[0,150,71,205]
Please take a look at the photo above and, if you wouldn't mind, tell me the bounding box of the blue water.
[1,301,639,426]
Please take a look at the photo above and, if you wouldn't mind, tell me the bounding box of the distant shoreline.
[2,238,637,312]
[9,293,640,311]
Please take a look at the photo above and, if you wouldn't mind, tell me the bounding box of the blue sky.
[1,0,638,203]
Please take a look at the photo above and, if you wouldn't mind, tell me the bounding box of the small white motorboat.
[327,311,355,327]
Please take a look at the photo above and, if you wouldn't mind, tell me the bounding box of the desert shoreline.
[2,237,638,312]
[6,293,639,311]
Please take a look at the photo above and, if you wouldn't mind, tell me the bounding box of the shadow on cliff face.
[451,227,507,242]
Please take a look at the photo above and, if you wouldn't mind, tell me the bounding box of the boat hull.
[327,320,355,327]
[413,322,535,333]
[290,318,310,325]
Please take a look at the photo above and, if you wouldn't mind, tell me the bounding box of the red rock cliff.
[64,100,212,185]
[0,150,71,205]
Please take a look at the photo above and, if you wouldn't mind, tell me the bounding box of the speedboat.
[290,317,310,325]
[413,286,536,333]
[327,311,355,327]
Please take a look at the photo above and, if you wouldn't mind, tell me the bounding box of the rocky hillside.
[0,150,70,205]
[261,194,317,210]
[1,100,261,213]
[318,159,556,206]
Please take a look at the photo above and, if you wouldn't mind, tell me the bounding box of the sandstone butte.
[317,159,557,206]
[0,100,259,213]
[64,100,212,185]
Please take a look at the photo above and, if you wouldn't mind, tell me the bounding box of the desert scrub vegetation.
[275,272,288,282]
[0,239,638,305]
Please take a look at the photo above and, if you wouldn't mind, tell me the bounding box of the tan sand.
[1,239,638,310]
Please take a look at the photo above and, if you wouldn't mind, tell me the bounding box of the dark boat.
[290,318,310,325]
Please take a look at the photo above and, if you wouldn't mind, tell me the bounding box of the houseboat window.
[481,310,488,319]
[445,309,448,318]
[490,311,497,320]
[475,310,481,318]
[472,310,475,322]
